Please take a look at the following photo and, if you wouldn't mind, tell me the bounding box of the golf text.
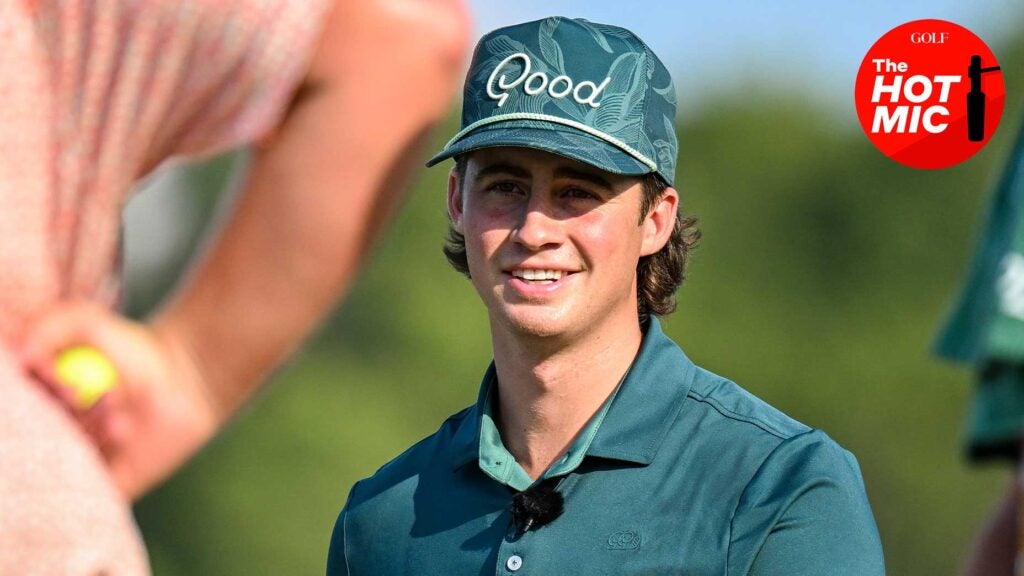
[870,59,960,134]
[909,32,949,44]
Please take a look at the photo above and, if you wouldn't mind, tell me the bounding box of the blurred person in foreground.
[934,116,1024,576]
[327,17,885,575]
[3,0,469,573]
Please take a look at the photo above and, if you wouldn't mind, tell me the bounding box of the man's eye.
[563,188,597,201]
[489,182,522,195]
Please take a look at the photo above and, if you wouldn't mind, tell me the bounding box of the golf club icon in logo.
[967,55,1001,142]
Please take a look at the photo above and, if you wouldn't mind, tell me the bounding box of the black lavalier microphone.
[511,478,564,535]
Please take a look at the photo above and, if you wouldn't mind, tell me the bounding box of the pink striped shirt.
[0,0,329,572]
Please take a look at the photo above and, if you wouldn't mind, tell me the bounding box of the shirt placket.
[495,518,529,575]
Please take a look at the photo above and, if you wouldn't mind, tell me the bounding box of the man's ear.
[640,187,678,257]
[447,167,464,234]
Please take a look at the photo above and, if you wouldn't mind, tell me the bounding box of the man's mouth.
[509,269,568,285]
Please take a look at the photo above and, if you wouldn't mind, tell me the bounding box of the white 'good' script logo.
[487,53,611,108]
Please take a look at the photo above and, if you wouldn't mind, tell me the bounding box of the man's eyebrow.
[474,163,531,179]
[473,162,615,190]
[553,167,613,190]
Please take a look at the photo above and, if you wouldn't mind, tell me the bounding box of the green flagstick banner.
[935,111,1024,461]
[935,114,1024,364]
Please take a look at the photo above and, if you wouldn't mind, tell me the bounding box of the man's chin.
[495,308,572,340]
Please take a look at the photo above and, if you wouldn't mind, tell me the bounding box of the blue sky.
[469,1,1022,121]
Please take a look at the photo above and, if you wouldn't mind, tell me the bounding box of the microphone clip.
[511,478,564,536]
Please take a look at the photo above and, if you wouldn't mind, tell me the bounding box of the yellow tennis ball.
[54,346,119,410]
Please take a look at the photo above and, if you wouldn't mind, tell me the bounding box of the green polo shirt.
[327,319,884,575]
[935,118,1024,461]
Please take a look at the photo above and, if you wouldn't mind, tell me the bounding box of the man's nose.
[510,198,562,251]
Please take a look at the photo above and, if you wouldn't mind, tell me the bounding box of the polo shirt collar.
[448,318,696,474]
[449,368,492,471]
[585,318,696,464]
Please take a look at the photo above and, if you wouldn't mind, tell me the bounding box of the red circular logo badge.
[855,19,1004,169]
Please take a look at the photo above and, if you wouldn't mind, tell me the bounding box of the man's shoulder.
[646,320,821,449]
[675,370,882,575]
[676,362,861,477]
[329,406,484,575]
[683,364,812,442]
[666,361,865,499]
[345,405,474,509]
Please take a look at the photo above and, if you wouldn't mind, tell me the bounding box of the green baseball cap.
[426,17,679,186]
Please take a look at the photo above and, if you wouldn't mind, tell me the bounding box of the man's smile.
[503,266,581,296]
[507,267,580,283]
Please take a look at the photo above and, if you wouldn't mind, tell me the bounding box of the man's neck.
[489,315,644,481]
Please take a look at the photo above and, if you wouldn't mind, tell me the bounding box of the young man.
[328,17,885,575]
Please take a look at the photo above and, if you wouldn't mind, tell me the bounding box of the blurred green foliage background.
[129,39,1022,576]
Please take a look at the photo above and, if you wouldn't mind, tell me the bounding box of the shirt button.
[506,555,523,571]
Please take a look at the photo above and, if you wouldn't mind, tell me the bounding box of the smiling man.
[327,17,885,575]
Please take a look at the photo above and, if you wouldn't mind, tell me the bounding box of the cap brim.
[426,119,652,178]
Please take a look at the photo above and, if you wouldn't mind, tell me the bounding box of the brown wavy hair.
[444,157,701,323]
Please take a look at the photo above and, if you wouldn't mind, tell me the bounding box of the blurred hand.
[18,302,219,500]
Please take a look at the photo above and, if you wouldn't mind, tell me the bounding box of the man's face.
[448,147,676,341]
